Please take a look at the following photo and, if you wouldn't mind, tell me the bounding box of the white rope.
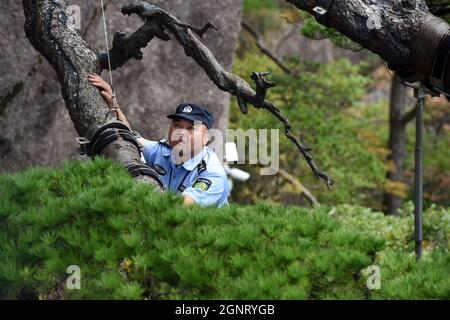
[100,0,121,115]
[100,0,114,92]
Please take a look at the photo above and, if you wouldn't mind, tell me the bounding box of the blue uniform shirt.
[142,139,229,207]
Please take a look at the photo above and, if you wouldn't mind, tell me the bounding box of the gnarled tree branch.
[99,2,217,70]
[23,0,162,188]
[102,1,334,188]
[287,0,450,95]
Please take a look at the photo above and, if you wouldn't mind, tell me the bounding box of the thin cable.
[100,0,114,90]
[100,0,120,113]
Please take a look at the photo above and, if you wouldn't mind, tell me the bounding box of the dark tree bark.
[23,1,106,135]
[287,0,450,92]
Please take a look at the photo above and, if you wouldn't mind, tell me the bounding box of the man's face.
[168,118,209,163]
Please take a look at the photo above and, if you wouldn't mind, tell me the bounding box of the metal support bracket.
[312,0,335,26]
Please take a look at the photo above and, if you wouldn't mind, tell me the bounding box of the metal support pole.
[414,88,426,261]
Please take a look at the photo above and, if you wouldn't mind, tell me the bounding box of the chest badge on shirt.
[154,164,167,176]
[192,178,211,191]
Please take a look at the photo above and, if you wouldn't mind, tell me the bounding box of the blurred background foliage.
[228,0,450,213]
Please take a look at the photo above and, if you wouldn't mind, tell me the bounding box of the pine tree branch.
[107,1,333,188]
[287,0,450,93]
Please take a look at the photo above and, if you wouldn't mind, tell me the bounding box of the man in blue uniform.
[89,73,229,207]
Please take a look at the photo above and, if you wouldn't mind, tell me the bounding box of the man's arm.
[88,73,131,128]
[182,173,227,207]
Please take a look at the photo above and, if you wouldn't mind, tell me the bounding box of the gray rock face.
[0,0,242,173]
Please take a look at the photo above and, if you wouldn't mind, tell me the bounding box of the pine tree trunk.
[22,0,161,187]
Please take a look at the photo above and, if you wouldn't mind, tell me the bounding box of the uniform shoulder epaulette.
[158,138,170,146]
[197,160,207,174]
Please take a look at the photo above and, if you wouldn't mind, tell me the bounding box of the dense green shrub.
[0,159,448,299]
[330,204,449,299]
[330,203,450,251]
[371,249,450,299]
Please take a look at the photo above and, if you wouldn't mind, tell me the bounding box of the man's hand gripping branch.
[87,74,132,130]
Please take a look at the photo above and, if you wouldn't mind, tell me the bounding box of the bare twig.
[241,20,292,74]
[277,168,319,207]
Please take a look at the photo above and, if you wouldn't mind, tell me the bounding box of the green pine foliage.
[330,203,450,251]
[372,249,450,299]
[244,0,279,12]
[0,158,448,299]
